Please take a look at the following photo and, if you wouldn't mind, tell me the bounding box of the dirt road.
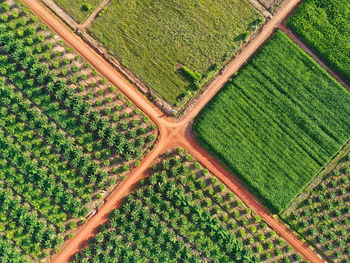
[80,0,111,30]
[22,0,324,262]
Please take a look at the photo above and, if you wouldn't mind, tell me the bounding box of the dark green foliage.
[0,239,30,263]
[288,0,350,81]
[194,31,350,213]
[81,4,91,12]
[0,0,157,259]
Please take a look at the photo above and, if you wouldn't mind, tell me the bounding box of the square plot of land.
[88,0,262,105]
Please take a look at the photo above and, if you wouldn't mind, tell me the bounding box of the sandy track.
[22,0,325,262]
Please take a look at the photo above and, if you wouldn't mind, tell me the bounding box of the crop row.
[287,0,350,81]
[72,149,303,263]
[0,0,156,196]
[0,235,31,262]
[194,30,350,213]
[0,0,157,260]
[284,151,350,263]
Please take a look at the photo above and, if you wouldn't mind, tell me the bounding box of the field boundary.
[40,0,78,28]
[246,0,272,18]
[282,139,350,216]
[177,21,273,119]
[279,24,350,90]
[281,145,350,263]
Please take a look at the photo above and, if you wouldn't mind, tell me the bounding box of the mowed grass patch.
[88,0,262,105]
[194,31,350,213]
[54,0,102,23]
[288,0,350,81]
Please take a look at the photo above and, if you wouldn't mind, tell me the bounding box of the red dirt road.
[22,0,324,262]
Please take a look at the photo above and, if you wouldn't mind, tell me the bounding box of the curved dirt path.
[22,0,324,262]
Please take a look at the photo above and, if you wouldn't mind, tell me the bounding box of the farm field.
[53,0,102,23]
[284,150,350,262]
[72,149,304,263]
[88,0,263,106]
[194,30,350,213]
[287,0,350,82]
[0,0,156,260]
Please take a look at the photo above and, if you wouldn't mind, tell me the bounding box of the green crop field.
[54,0,102,23]
[194,31,350,213]
[288,0,350,81]
[72,149,303,263]
[88,0,263,106]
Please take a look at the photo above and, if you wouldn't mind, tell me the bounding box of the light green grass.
[54,0,102,23]
[194,31,350,213]
[88,0,262,105]
[288,0,350,81]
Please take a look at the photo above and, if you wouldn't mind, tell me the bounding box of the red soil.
[21,0,325,262]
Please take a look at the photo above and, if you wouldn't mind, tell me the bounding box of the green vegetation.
[0,0,156,260]
[258,0,284,12]
[284,151,350,262]
[88,0,263,105]
[288,0,350,81]
[194,31,350,213]
[72,149,303,263]
[0,239,30,263]
[54,0,102,23]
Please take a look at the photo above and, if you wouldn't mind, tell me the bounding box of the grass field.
[54,0,102,23]
[88,0,262,105]
[72,149,303,263]
[287,0,350,82]
[194,31,350,213]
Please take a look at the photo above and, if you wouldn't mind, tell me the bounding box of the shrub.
[181,66,201,82]
[81,4,92,12]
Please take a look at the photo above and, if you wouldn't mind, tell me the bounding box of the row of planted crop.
[73,150,303,263]
[193,30,350,213]
[284,152,350,262]
[0,0,157,260]
[0,0,156,175]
